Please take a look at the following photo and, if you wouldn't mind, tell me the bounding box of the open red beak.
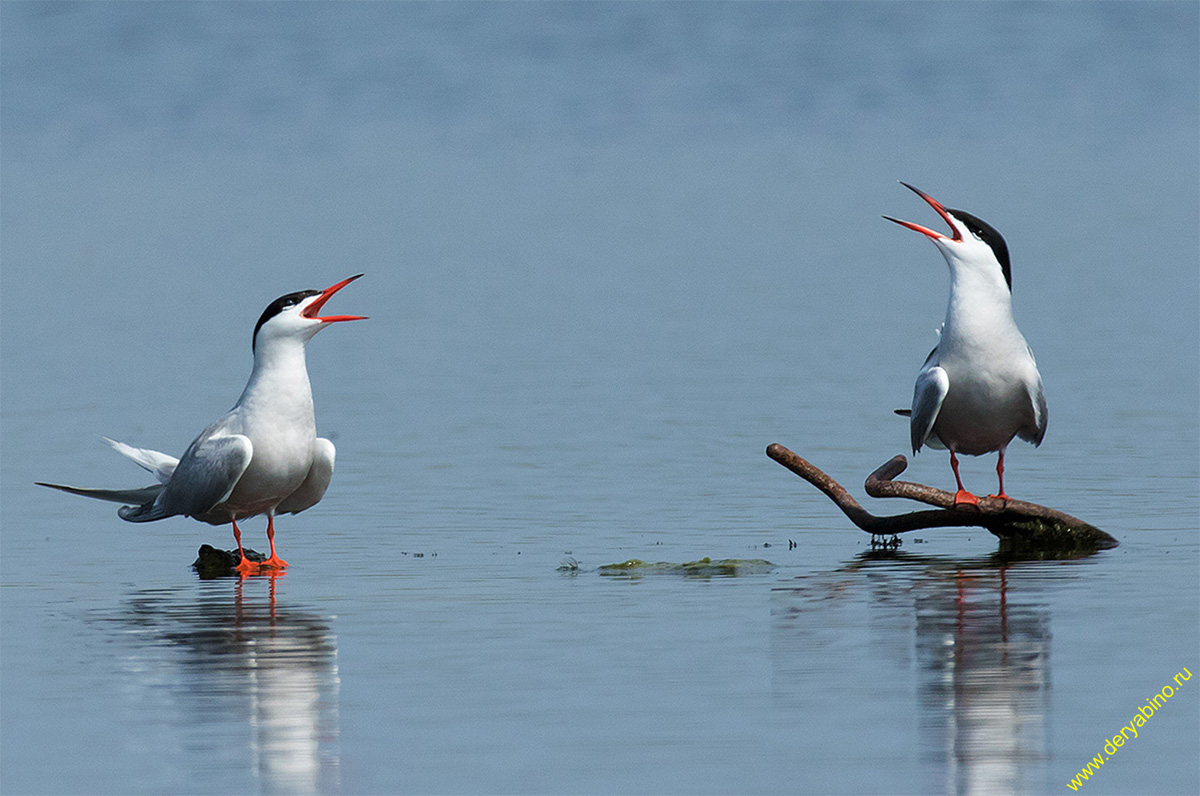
[882,182,962,242]
[301,274,369,323]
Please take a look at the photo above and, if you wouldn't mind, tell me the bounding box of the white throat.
[235,337,316,431]
[940,247,1017,344]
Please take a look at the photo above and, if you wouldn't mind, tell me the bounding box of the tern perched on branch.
[38,275,367,573]
[884,183,1046,506]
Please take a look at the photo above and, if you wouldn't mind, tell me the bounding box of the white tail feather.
[102,437,178,484]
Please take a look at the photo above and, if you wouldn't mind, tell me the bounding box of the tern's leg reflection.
[113,581,341,794]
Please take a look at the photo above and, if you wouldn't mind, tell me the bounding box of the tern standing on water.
[39,275,367,573]
[884,184,1047,505]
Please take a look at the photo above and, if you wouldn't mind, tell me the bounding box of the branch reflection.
[772,551,1056,795]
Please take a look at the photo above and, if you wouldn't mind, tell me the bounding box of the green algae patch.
[599,557,776,578]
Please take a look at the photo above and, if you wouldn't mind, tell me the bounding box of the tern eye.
[961,221,986,242]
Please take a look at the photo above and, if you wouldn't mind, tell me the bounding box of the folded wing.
[122,432,253,522]
[277,438,336,515]
[910,365,950,453]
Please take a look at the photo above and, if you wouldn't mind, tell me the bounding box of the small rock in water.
[192,544,264,578]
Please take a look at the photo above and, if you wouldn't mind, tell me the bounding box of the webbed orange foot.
[953,489,979,507]
[234,556,261,575]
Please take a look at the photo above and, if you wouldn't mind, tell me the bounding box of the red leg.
[260,514,289,569]
[232,518,260,574]
[989,448,1010,501]
[950,451,978,506]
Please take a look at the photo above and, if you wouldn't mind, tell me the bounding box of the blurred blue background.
[3,3,1197,794]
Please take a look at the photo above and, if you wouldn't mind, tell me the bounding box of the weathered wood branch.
[766,443,1118,553]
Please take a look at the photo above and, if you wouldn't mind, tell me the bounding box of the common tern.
[884,183,1047,505]
[38,275,367,573]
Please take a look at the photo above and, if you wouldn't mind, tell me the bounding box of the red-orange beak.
[301,274,369,323]
[882,182,962,242]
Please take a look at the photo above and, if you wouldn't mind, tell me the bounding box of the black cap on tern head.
[884,184,1014,292]
[946,208,1012,290]
[253,290,321,352]
[251,275,367,353]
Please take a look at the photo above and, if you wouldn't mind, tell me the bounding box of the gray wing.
[895,348,940,419]
[122,428,253,522]
[910,365,949,453]
[277,438,335,515]
[1018,356,1048,446]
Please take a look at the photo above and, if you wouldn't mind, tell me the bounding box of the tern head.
[883,182,1012,291]
[252,274,368,353]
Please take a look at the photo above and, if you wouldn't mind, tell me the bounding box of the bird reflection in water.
[914,564,1049,795]
[115,577,341,794]
[772,552,1053,795]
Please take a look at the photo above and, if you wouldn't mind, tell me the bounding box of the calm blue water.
[2,3,1197,794]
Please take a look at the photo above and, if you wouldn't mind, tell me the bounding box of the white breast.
[221,340,319,514]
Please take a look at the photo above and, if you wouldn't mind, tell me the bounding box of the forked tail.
[35,481,163,506]
[35,481,170,522]
[37,436,178,521]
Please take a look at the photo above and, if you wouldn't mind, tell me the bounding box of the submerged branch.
[766,443,1118,553]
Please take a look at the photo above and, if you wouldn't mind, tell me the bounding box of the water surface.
[2,4,1197,794]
